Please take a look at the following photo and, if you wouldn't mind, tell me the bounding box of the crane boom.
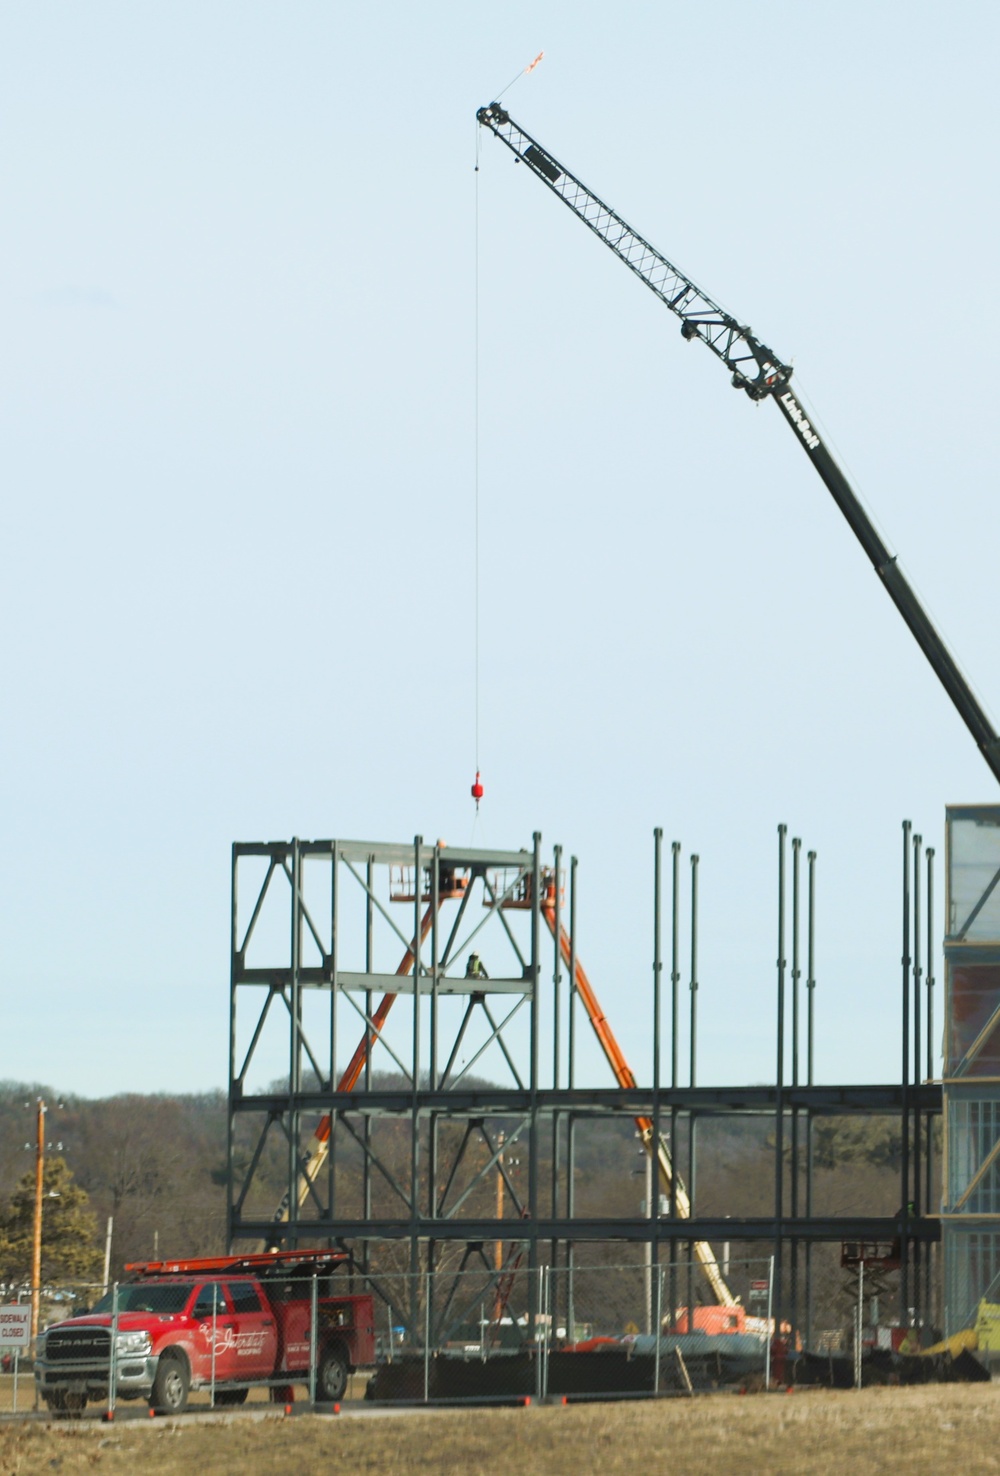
[477,102,1000,786]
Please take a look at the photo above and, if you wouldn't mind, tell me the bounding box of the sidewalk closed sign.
[0,1307,31,1349]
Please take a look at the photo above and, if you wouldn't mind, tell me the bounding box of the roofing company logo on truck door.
[197,1322,268,1358]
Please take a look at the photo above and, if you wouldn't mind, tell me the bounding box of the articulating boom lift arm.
[477,103,1000,786]
[540,892,737,1309]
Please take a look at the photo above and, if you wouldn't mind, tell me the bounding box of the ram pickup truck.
[34,1249,375,1415]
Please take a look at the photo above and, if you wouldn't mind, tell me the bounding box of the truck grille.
[45,1327,111,1363]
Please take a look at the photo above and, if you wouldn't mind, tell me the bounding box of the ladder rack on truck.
[126,1248,352,1277]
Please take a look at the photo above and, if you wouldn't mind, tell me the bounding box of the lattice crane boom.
[477,102,1000,787]
[476,103,790,400]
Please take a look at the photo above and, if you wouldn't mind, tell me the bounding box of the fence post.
[533,1266,541,1402]
[210,1291,217,1407]
[549,1264,554,1399]
[309,1274,319,1405]
[10,1289,23,1414]
[854,1259,864,1390]
[108,1283,119,1420]
[772,1251,778,1387]
[653,1266,662,1395]
[423,1270,431,1404]
[536,1266,548,1402]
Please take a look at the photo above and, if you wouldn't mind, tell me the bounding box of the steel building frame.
[227,830,941,1342]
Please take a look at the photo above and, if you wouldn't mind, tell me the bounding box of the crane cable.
[470,55,544,824]
[495,50,545,101]
[471,123,484,821]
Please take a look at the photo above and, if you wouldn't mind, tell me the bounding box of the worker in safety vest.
[466,952,489,980]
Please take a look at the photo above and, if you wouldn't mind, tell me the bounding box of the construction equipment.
[536,877,738,1308]
[36,1248,375,1414]
[267,855,471,1235]
[267,901,439,1238]
[489,864,735,1304]
[274,852,738,1309]
[477,103,1000,787]
[920,1299,1000,1360]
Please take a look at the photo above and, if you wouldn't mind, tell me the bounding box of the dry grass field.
[2,1383,1000,1476]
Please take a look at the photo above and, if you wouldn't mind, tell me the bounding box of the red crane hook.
[471,770,484,808]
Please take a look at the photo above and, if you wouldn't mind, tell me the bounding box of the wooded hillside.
[0,1080,929,1331]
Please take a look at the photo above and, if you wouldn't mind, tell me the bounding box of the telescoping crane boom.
[477,103,1000,786]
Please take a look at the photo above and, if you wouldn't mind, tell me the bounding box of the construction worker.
[466,952,489,980]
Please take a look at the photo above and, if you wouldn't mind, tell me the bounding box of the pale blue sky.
[2,2,998,1094]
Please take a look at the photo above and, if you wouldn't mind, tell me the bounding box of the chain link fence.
[3,1258,779,1416]
[366,1257,775,1403]
[942,1226,1000,1346]
[10,1269,376,1418]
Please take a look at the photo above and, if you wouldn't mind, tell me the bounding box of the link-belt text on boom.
[779,391,821,451]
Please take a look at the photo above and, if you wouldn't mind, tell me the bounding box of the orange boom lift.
[272,861,736,1307]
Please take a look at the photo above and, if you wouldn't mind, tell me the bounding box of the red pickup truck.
[34,1249,376,1415]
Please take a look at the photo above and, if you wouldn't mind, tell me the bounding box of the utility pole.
[31,1099,46,1346]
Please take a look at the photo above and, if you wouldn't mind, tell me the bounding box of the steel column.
[775,824,787,1333]
[900,820,912,1326]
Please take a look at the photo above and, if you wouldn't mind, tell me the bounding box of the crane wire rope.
[470,56,544,830]
[475,124,480,774]
[471,122,484,837]
[495,49,544,103]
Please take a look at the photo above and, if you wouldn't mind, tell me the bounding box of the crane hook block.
[471,771,484,804]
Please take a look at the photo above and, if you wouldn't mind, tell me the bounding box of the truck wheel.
[317,1344,349,1402]
[151,1351,190,1415]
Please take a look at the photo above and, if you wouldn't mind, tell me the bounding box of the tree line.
[0,1084,229,1290]
[0,1079,923,1332]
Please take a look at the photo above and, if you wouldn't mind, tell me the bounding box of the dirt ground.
[2,1382,1000,1476]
